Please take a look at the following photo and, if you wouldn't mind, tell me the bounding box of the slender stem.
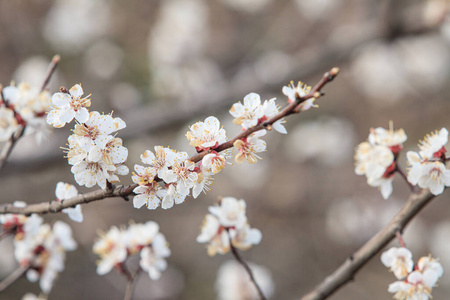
[0,55,60,174]
[0,265,29,292]
[300,189,435,300]
[395,231,406,248]
[0,230,11,242]
[227,230,267,300]
[395,164,415,192]
[118,263,141,300]
[0,126,26,173]
[41,55,60,92]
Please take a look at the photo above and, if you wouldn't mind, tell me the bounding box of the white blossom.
[186,116,227,149]
[55,182,83,223]
[407,152,450,195]
[234,130,267,164]
[229,93,265,129]
[381,247,414,280]
[418,128,448,160]
[192,170,213,199]
[263,98,287,134]
[282,81,317,111]
[0,107,19,142]
[47,84,91,127]
[139,233,171,280]
[93,226,127,275]
[202,152,226,174]
[197,197,261,256]
[140,146,178,178]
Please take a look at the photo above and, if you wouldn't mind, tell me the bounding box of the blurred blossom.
[109,82,141,110]
[147,0,226,100]
[226,155,270,189]
[350,42,408,105]
[148,0,207,65]
[42,0,110,54]
[423,0,449,27]
[13,56,60,89]
[215,260,274,300]
[284,117,355,166]
[220,0,272,14]
[83,40,123,79]
[398,35,450,90]
[326,197,426,248]
[254,51,293,84]
[294,0,337,20]
[430,221,450,283]
[152,59,224,100]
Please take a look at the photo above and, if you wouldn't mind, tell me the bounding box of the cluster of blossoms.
[46,84,129,189]
[132,82,317,210]
[0,82,52,143]
[197,197,262,256]
[215,260,275,300]
[406,128,450,195]
[93,221,170,280]
[0,205,76,295]
[381,247,443,300]
[132,116,228,210]
[354,123,407,199]
[355,125,450,198]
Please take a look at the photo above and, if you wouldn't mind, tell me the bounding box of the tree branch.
[228,230,267,300]
[300,188,435,300]
[0,68,339,216]
[0,265,29,292]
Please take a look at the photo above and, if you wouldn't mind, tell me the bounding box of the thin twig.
[41,55,60,92]
[300,188,435,300]
[0,265,29,292]
[395,164,415,192]
[123,267,141,300]
[0,126,26,173]
[0,55,60,174]
[227,230,267,300]
[395,230,406,248]
[0,230,11,242]
[0,68,339,216]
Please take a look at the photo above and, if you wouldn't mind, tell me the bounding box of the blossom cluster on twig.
[46,84,129,189]
[381,247,443,300]
[355,123,450,199]
[92,221,170,280]
[0,204,76,295]
[197,196,262,256]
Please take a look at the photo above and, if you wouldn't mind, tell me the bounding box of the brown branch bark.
[0,68,339,216]
[300,188,435,300]
[0,265,29,292]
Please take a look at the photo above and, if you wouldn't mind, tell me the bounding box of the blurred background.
[1,0,450,299]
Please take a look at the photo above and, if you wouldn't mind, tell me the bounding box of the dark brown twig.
[227,230,267,300]
[300,189,435,300]
[0,126,26,173]
[41,55,60,92]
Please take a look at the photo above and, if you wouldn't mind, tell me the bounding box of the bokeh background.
[1,0,450,299]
